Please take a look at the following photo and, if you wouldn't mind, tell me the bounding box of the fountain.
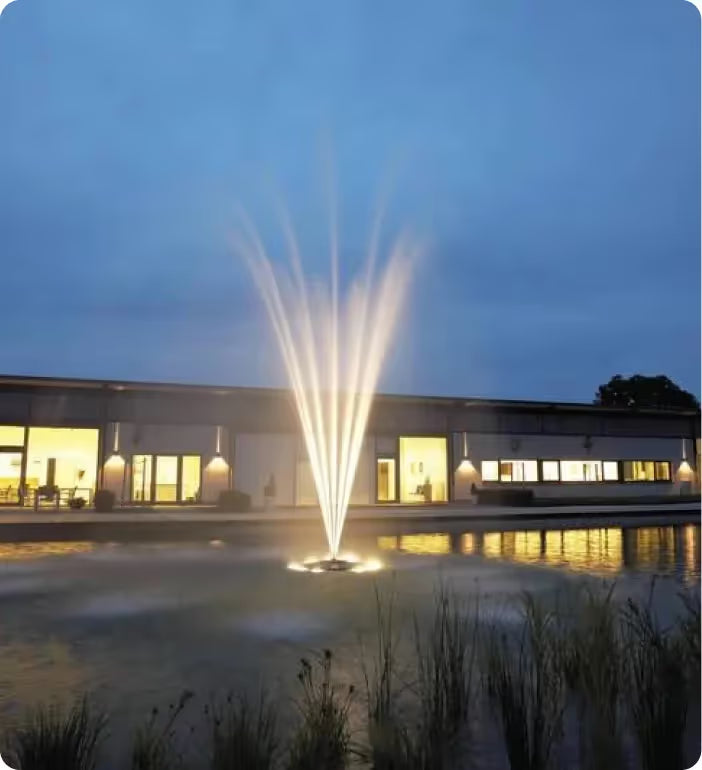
[235,205,415,571]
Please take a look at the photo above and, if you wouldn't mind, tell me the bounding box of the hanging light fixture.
[458,432,475,473]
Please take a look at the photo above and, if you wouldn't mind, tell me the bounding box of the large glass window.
[399,437,448,502]
[181,456,201,501]
[481,461,499,481]
[623,461,671,482]
[0,451,22,503]
[499,460,538,482]
[560,461,603,482]
[376,458,396,502]
[155,456,178,502]
[132,454,202,502]
[603,461,619,481]
[25,427,98,500]
[542,461,560,481]
[0,426,25,446]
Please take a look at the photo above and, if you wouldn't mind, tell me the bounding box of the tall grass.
[622,585,689,770]
[563,583,625,770]
[207,692,278,770]
[130,689,194,770]
[6,696,106,770]
[484,592,566,770]
[286,650,353,770]
[411,582,479,769]
[361,586,414,770]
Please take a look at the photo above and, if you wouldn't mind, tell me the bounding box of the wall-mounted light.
[105,422,124,467]
[208,426,229,470]
[458,432,476,473]
[677,438,694,481]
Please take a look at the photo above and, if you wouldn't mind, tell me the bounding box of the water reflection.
[0,542,94,561]
[378,524,700,580]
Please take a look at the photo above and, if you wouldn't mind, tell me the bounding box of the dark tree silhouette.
[594,374,699,410]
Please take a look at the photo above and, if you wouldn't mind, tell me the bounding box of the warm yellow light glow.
[0,542,94,561]
[677,460,693,481]
[457,459,476,474]
[105,453,125,468]
[25,427,99,496]
[560,460,603,482]
[0,425,24,445]
[377,535,399,551]
[461,533,475,554]
[398,533,451,555]
[207,455,229,472]
[399,437,448,502]
[481,461,499,481]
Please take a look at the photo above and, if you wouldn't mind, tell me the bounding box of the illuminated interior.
[559,460,603,482]
[25,428,98,501]
[0,451,22,503]
[0,425,25,445]
[542,461,559,481]
[623,460,671,482]
[399,437,447,502]
[132,454,202,503]
[376,458,396,502]
[155,456,178,502]
[499,460,537,482]
[181,456,201,501]
[481,461,498,481]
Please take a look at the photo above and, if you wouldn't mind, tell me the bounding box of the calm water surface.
[0,514,698,767]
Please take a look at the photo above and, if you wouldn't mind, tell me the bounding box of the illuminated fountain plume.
[235,211,414,561]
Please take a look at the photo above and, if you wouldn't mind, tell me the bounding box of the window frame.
[622,460,672,484]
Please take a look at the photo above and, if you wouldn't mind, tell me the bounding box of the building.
[0,374,699,508]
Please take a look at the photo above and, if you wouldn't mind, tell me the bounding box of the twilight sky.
[0,0,699,402]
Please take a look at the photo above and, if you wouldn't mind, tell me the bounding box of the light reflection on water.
[377,523,700,581]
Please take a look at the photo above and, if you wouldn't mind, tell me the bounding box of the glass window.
[542,461,559,481]
[655,462,671,481]
[623,461,655,482]
[181,456,201,501]
[0,426,25,446]
[0,451,23,503]
[25,427,98,497]
[155,456,178,502]
[132,455,152,501]
[499,460,538,482]
[377,458,396,502]
[399,437,447,502]
[481,461,498,481]
[560,460,603,482]
[603,461,619,481]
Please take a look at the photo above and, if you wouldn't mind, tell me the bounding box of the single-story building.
[0,374,698,507]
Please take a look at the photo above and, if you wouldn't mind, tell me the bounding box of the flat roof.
[0,373,699,418]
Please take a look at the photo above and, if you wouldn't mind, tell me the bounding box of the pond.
[0,513,698,768]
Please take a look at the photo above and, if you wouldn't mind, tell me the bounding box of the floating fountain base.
[287,554,383,574]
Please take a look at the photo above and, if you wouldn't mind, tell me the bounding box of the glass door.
[0,450,23,504]
[376,457,397,502]
[155,456,179,502]
[132,455,153,502]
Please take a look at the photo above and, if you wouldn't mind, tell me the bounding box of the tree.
[594,374,700,410]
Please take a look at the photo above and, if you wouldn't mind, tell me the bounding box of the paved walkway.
[0,501,697,525]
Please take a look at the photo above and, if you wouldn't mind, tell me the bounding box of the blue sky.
[0,0,699,402]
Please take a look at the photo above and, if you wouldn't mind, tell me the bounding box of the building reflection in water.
[0,542,95,561]
[378,524,700,579]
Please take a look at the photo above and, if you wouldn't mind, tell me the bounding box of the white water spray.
[235,208,414,560]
